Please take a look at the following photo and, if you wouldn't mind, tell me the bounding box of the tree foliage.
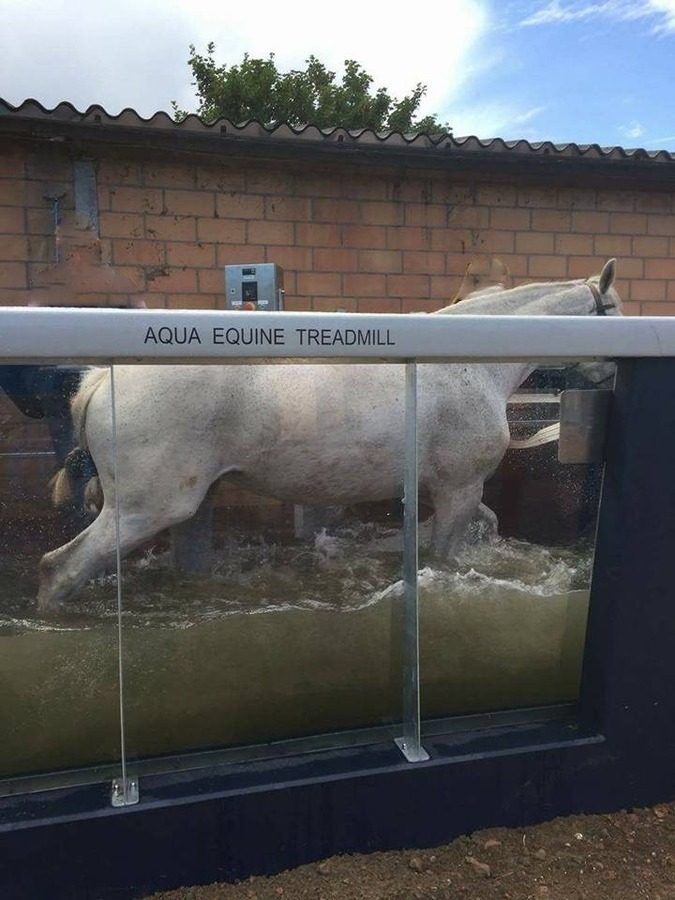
[174,44,450,135]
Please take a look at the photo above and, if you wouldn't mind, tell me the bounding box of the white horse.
[38,260,621,610]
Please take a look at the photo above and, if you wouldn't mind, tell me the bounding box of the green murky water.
[0,525,591,778]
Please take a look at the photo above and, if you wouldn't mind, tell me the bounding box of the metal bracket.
[394,737,430,763]
[558,389,612,464]
[111,776,139,808]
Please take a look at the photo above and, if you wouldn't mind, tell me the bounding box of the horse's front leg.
[430,482,486,560]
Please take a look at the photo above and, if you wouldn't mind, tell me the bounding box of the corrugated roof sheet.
[2,98,674,163]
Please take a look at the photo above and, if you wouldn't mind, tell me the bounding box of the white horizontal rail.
[1,307,675,364]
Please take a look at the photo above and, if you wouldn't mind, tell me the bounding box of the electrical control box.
[224,264,285,311]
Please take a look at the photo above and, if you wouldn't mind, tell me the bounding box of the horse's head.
[585,258,622,317]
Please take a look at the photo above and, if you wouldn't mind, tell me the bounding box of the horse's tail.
[509,422,560,450]
[49,368,109,509]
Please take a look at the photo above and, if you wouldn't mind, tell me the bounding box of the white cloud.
[521,0,675,31]
[619,120,645,139]
[0,0,488,119]
[449,100,548,140]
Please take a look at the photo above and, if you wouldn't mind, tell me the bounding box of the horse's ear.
[599,258,617,294]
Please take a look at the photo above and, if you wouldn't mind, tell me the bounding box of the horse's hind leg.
[38,506,120,611]
[38,480,213,610]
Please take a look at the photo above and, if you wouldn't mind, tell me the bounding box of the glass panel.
[0,363,121,782]
[419,361,609,722]
[110,362,405,764]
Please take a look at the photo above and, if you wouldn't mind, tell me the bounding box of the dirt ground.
[147,801,675,900]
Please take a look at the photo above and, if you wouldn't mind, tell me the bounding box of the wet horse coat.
[38,261,621,610]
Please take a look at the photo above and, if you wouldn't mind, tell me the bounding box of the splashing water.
[0,521,593,635]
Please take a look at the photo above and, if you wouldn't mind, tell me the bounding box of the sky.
[2,0,675,150]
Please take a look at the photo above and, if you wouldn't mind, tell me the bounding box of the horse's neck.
[442,281,590,317]
[482,361,538,398]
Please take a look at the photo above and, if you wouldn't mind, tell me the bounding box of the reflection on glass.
[419,363,606,721]
[0,363,121,780]
[108,362,406,761]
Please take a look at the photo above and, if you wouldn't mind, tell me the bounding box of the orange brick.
[404,203,447,228]
[359,249,401,273]
[343,273,387,297]
[313,198,359,223]
[567,256,601,278]
[283,297,313,311]
[481,231,516,254]
[402,298,439,313]
[610,257,643,278]
[0,179,26,206]
[147,268,198,293]
[430,275,458,299]
[313,297,357,312]
[0,288,29,305]
[642,301,675,315]
[144,164,198,189]
[247,221,294,245]
[571,211,609,233]
[629,280,666,302]
[594,235,632,256]
[164,189,214,217]
[557,188,597,210]
[387,227,431,251]
[245,170,297,195]
[268,246,312,270]
[609,212,647,234]
[555,234,593,255]
[0,154,25,178]
[0,261,27,288]
[527,255,568,278]
[516,232,555,254]
[517,187,557,208]
[430,228,473,253]
[450,206,490,229]
[402,251,445,274]
[0,206,25,233]
[166,293,217,309]
[26,208,51,235]
[634,192,672,213]
[532,209,571,231]
[314,248,358,271]
[490,207,530,230]
[100,212,144,239]
[645,258,675,280]
[216,244,262,266]
[264,196,311,221]
[196,217,244,244]
[296,222,342,247]
[633,236,669,257]
[476,184,517,207]
[113,239,165,266]
[0,235,28,260]
[166,241,215,268]
[195,165,246,193]
[111,187,163,214]
[667,281,675,302]
[341,224,386,248]
[343,175,388,202]
[147,214,198,242]
[596,190,634,212]
[216,194,265,219]
[648,216,675,236]
[386,274,429,297]
[198,269,225,294]
[296,173,343,199]
[97,160,143,186]
[358,297,402,313]
[393,178,434,203]
[490,254,528,278]
[361,201,404,226]
[297,272,342,296]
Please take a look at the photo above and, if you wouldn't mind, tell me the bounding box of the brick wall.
[2,140,675,315]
